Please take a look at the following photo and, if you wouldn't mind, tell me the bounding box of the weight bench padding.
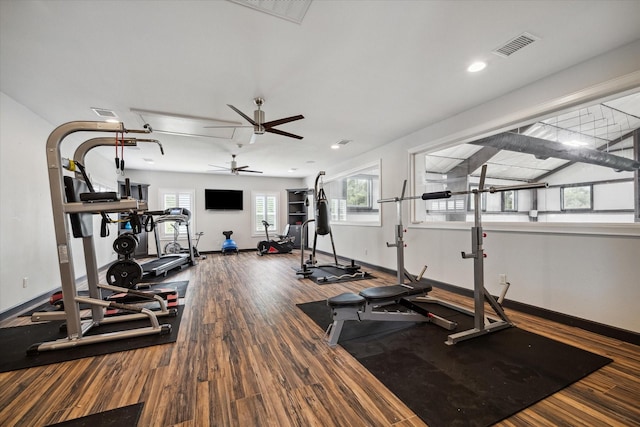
[359,283,432,302]
[327,293,366,308]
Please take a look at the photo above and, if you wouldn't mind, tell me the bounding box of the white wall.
[123,169,305,253]
[306,40,640,333]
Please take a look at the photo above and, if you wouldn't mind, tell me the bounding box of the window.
[322,161,381,226]
[159,189,194,238]
[561,185,592,210]
[252,191,279,235]
[502,190,518,212]
[346,176,372,209]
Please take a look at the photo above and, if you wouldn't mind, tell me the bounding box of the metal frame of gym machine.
[384,165,547,345]
[29,121,174,354]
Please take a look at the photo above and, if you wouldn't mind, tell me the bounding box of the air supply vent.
[336,139,352,146]
[492,32,539,58]
[91,107,118,118]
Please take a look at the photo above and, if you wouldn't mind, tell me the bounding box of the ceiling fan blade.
[227,104,257,126]
[235,165,250,170]
[207,164,228,170]
[239,169,263,174]
[262,115,304,129]
[265,127,304,140]
[203,125,253,129]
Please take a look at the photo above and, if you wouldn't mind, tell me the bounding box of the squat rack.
[379,165,548,344]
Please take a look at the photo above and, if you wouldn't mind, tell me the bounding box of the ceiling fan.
[208,154,263,175]
[206,97,304,143]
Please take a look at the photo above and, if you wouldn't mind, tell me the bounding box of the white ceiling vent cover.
[336,139,352,146]
[492,32,539,58]
[91,107,118,118]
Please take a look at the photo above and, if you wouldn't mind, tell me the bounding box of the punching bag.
[316,188,331,236]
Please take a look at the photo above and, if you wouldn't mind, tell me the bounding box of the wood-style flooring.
[0,252,638,426]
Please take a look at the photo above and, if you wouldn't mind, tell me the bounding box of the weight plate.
[106,260,143,288]
[113,233,138,255]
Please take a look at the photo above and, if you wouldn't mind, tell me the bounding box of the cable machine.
[29,122,175,354]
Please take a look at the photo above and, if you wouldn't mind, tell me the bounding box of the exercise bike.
[164,226,205,259]
[257,220,294,256]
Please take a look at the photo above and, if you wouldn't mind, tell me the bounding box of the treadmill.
[142,207,197,277]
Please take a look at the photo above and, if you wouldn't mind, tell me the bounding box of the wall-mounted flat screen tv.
[205,189,243,210]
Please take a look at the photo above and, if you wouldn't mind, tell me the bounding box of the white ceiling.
[2,0,640,178]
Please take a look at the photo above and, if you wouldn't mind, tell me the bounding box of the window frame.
[322,160,382,227]
[252,191,280,236]
[561,184,593,212]
[158,188,195,240]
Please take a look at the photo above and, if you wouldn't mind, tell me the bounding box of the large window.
[159,189,194,238]
[252,191,279,235]
[322,161,381,226]
[411,90,639,225]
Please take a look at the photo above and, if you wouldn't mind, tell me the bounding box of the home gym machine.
[140,207,197,277]
[325,165,547,346]
[257,220,294,255]
[296,171,366,282]
[28,122,176,355]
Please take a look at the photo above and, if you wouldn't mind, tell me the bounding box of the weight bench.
[325,282,457,346]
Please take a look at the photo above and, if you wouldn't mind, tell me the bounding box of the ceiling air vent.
[91,107,118,118]
[492,32,539,58]
[336,139,352,146]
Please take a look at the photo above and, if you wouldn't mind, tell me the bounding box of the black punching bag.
[316,188,331,236]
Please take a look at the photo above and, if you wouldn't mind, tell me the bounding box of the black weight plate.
[113,233,138,255]
[106,260,143,288]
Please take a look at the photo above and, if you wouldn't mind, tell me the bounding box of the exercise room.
[1,1,639,426]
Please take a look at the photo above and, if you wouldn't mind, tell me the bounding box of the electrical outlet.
[22,277,28,288]
[499,274,507,285]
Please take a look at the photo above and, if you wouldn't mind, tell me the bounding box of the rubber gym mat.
[45,402,144,427]
[0,306,184,373]
[297,300,612,427]
[20,280,189,316]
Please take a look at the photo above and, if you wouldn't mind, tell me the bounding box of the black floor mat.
[45,402,144,427]
[21,281,189,316]
[0,306,184,373]
[297,300,612,427]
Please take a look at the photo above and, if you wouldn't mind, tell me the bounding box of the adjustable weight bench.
[325,282,457,346]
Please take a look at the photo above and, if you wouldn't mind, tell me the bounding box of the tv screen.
[205,189,243,210]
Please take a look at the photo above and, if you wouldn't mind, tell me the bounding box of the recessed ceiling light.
[331,144,340,150]
[467,61,487,73]
[143,158,155,164]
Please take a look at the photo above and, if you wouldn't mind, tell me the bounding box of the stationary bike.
[257,220,294,256]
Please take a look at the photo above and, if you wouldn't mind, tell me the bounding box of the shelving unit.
[118,181,149,257]
[287,188,311,249]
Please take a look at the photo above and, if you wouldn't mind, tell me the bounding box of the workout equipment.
[165,229,205,259]
[257,221,294,255]
[326,165,547,346]
[29,123,175,355]
[296,171,364,280]
[325,282,457,346]
[140,208,197,277]
[222,230,239,255]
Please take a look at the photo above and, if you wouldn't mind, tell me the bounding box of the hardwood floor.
[1,252,638,426]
